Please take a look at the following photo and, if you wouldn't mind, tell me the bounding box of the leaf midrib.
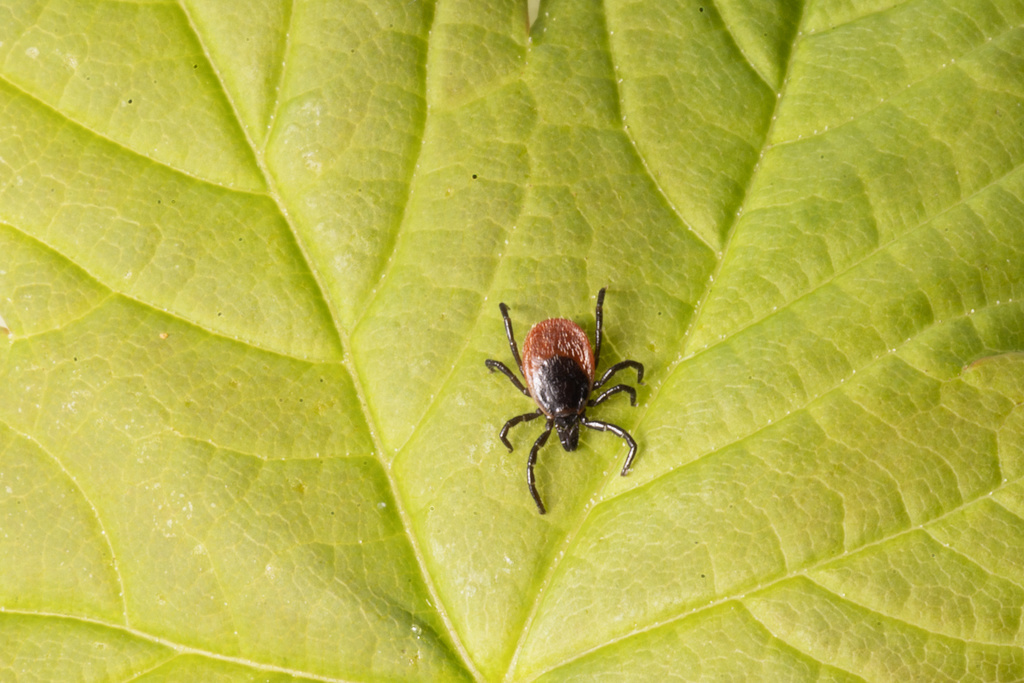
[176,5,485,680]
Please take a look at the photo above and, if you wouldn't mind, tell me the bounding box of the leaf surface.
[2,0,1024,681]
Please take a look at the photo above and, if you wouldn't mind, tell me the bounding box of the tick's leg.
[485,359,530,396]
[527,421,553,514]
[497,409,542,451]
[582,417,637,476]
[592,360,644,390]
[499,302,525,375]
[594,287,607,368]
[588,384,637,407]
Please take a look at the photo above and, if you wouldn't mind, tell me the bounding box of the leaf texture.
[1,0,1023,681]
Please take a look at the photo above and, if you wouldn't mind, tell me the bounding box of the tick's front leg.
[527,421,553,514]
[582,417,637,475]
[497,409,542,451]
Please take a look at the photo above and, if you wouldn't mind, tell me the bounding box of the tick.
[485,287,644,514]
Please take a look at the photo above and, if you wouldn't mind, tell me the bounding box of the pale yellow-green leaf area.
[2,0,1024,681]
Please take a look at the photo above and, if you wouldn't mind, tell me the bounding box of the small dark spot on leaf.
[472,174,478,179]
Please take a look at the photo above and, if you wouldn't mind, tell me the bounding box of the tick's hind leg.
[499,302,525,375]
[527,421,554,514]
[497,409,542,451]
[594,287,607,368]
[582,417,637,475]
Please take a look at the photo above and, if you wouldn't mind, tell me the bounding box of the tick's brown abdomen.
[522,318,595,417]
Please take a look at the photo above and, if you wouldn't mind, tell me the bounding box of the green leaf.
[2,0,1024,681]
